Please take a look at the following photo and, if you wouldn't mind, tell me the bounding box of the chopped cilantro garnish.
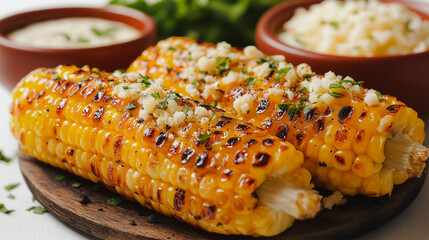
[299,87,309,93]
[71,183,82,188]
[137,74,152,88]
[329,83,345,89]
[278,103,291,116]
[245,77,258,88]
[215,89,225,94]
[242,68,248,74]
[287,104,298,120]
[339,79,364,86]
[122,86,129,90]
[192,80,200,88]
[81,77,89,82]
[27,206,47,215]
[183,106,190,115]
[210,102,218,108]
[302,73,314,79]
[215,57,231,75]
[7,194,15,200]
[77,36,89,43]
[59,33,71,41]
[4,183,19,191]
[125,103,137,110]
[95,72,102,77]
[51,76,61,81]
[91,27,116,37]
[115,69,126,74]
[298,97,308,105]
[0,150,12,163]
[152,92,160,99]
[303,105,313,114]
[329,92,343,98]
[198,132,211,144]
[54,175,66,182]
[329,22,339,29]
[273,67,292,83]
[0,203,14,214]
[167,46,176,51]
[107,197,124,206]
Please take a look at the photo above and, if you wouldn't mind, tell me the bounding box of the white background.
[0,1,429,239]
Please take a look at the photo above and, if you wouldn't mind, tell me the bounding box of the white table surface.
[1,1,429,239]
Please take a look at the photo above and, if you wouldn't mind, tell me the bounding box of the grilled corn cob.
[10,65,322,236]
[128,37,429,197]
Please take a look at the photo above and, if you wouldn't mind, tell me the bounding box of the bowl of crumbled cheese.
[256,0,429,114]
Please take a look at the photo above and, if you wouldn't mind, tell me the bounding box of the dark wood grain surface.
[20,153,427,240]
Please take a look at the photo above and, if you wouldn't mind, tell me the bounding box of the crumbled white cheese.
[194,106,209,120]
[285,90,295,100]
[364,89,380,106]
[172,112,187,127]
[185,84,200,98]
[197,56,216,73]
[266,87,284,99]
[243,46,265,59]
[296,63,313,77]
[221,71,239,85]
[202,82,219,100]
[322,191,347,210]
[200,117,209,125]
[252,62,271,78]
[233,94,255,114]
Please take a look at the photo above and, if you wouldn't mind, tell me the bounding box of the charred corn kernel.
[128,37,428,197]
[328,168,342,187]
[11,65,322,237]
[342,171,362,189]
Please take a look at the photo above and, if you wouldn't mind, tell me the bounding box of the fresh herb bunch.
[109,0,286,47]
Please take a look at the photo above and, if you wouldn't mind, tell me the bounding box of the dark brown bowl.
[256,0,429,114]
[0,6,157,90]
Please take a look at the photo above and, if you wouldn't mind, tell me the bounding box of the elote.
[10,65,322,236]
[128,37,429,197]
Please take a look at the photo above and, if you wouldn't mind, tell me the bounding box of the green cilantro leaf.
[375,90,384,100]
[329,92,343,98]
[81,77,89,82]
[0,150,12,163]
[125,103,137,110]
[7,194,15,200]
[329,83,345,89]
[54,175,66,182]
[198,132,211,144]
[183,106,190,115]
[0,203,14,214]
[302,73,314,79]
[4,183,20,191]
[152,92,160,99]
[51,76,61,81]
[107,197,124,206]
[273,67,292,83]
[287,104,298,120]
[27,206,47,215]
[91,27,116,37]
[299,87,309,93]
[71,183,82,188]
[245,77,258,88]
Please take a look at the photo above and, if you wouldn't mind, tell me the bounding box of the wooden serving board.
[20,153,427,240]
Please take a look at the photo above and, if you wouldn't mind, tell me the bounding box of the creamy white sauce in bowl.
[7,17,141,49]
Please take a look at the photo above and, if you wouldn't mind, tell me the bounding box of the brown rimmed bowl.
[0,6,157,90]
[256,0,429,114]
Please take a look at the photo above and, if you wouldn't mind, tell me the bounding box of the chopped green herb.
[71,183,82,188]
[278,103,290,111]
[4,183,19,191]
[122,86,129,90]
[77,36,89,43]
[298,97,308,105]
[273,67,292,83]
[302,73,314,79]
[215,89,225,94]
[242,68,248,74]
[368,34,374,40]
[287,104,298,120]
[7,194,15,200]
[137,74,152,88]
[329,92,343,98]
[303,105,313,114]
[95,72,102,77]
[0,203,14,214]
[329,83,345,89]
[81,77,89,82]
[374,90,384,100]
[32,196,36,202]
[329,22,339,29]
[107,197,124,206]
[183,106,190,115]
[167,46,176,51]
[27,206,47,215]
[192,80,200,88]
[245,77,258,88]
[210,102,218,108]
[91,27,116,37]
[215,57,231,75]
[406,20,412,32]
[115,69,126,74]
[51,76,61,81]
[198,132,211,144]
[152,92,160,99]
[339,79,364,86]
[54,175,66,182]
[210,110,217,121]
[299,87,309,93]
[0,150,12,163]
[125,103,137,110]
[59,33,71,41]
